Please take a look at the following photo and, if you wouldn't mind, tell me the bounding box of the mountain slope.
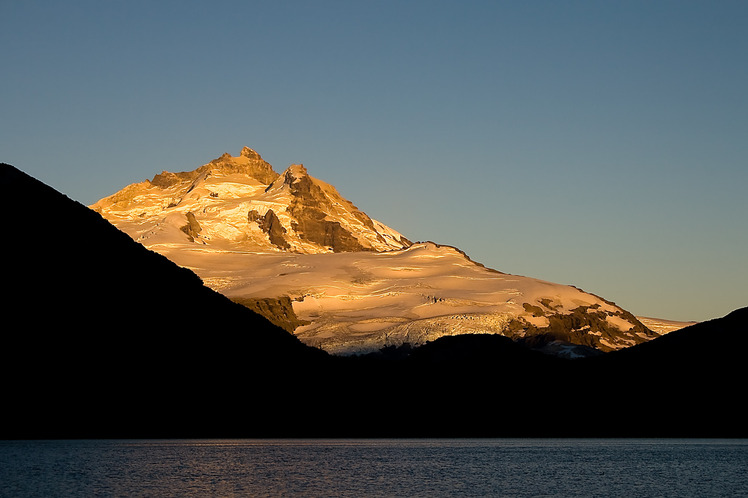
[1,162,328,438]
[91,147,657,356]
[152,240,656,355]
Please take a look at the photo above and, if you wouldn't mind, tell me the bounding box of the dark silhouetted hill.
[1,163,330,438]
[574,306,748,437]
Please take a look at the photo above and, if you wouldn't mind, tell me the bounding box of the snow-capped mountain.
[92,146,660,356]
[92,146,410,254]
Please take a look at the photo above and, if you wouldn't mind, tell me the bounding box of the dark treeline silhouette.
[1,163,745,438]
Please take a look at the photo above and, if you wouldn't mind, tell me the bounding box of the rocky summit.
[92,146,662,356]
[91,148,410,254]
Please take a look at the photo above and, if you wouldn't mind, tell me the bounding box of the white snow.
[605,314,635,332]
[635,316,697,335]
[149,241,648,353]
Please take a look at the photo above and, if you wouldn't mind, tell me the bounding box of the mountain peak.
[265,164,308,192]
[284,164,308,181]
[240,146,262,160]
[92,148,410,254]
[288,163,307,175]
[204,146,278,184]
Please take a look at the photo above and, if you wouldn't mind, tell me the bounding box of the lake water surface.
[1,439,746,497]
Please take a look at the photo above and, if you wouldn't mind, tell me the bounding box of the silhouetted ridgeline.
[1,163,327,438]
[1,163,745,438]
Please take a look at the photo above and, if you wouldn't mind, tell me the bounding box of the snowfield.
[91,147,675,355]
[635,316,697,335]
[147,240,654,354]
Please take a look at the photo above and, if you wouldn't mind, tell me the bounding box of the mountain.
[91,147,658,356]
[1,162,745,438]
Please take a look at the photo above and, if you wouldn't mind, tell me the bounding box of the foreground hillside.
[1,163,327,438]
[2,163,744,438]
[91,147,659,356]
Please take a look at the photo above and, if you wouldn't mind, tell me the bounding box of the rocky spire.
[240,146,262,160]
[199,146,278,184]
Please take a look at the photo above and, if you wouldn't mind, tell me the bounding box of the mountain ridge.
[150,145,279,187]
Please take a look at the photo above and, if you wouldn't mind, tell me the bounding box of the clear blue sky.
[2,0,746,322]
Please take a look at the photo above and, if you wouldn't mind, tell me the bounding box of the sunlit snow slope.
[635,316,697,335]
[92,147,659,355]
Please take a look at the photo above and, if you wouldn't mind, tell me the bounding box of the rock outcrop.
[249,208,290,250]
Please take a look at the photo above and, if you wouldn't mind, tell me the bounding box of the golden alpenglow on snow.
[92,146,661,357]
[91,146,411,254]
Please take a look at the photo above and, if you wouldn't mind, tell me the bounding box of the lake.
[1,439,746,496]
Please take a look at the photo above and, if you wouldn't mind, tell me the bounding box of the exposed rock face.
[508,302,656,353]
[230,296,310,333]
[148,148,277,189]
[205,146,279,184]
[249,209,290,250]
[259,163,395,252]
[180,211,203,242]
[239,145,262,160]
[283,170,373,252]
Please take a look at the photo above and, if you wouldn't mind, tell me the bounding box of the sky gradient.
[2,0,746,322]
